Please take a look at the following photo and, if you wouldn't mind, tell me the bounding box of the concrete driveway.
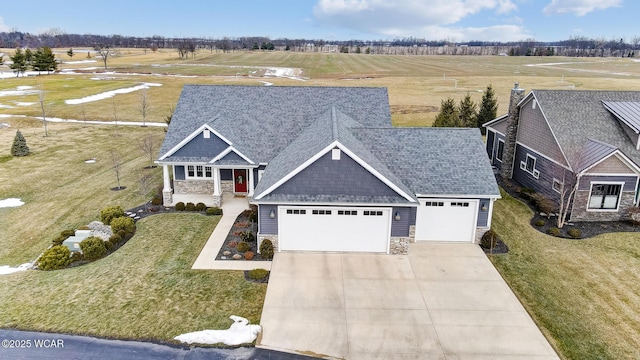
[257,243,559,359]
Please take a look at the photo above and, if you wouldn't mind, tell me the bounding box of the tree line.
[432,85,498,133]
[1,31,639,57]
[7,46,57,76]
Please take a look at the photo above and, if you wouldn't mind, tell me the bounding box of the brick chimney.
[500,82,525,180]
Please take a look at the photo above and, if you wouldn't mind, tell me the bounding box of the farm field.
[1,49,639,357]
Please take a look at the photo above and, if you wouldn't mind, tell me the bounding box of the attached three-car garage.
[278,206,391,253]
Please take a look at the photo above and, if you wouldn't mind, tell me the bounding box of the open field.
[1,50,640,355]
[2,48,640,126]
[490,190,640,360]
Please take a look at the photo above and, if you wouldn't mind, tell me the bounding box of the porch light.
[269,209,276,219]
[481,204,488,211]
[394,211,401,221]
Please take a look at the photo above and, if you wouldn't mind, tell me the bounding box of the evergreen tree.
[32,47,57,74]
[432,97,460,127]
[67,48,74,59]
[9,48,27,77]
[459,93,478,128]
[0,55,3,66]
[476,85,499,134]
[24,48,34,66]
[11,130,30,156]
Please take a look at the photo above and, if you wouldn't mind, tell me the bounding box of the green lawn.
[0,213,266,341]
[490,189,640,360]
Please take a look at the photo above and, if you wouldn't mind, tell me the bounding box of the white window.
[424,201,444,207]
[286,209,306,215]
[451,202,470,207]
[363,210,383,216]
[588,183,622,210]
[186,165,214,179]
[312,209,332,215]
[520,154,540,179]
[337,210,357,215]
[496,139,505,162]
[552,178,563,193]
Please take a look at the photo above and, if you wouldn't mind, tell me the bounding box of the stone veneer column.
[501,82,525,180]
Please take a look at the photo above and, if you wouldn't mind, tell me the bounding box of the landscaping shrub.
[247,268,269,281]
[518,187,535,200]
[77,225,90,231]
[195,202,207,211]
[37,245,71,270]
[70,251,83,263]
[237,241,251,252]
[11,130,30,156]
[100,206,125,225]
[110,216,135,237]
[249,206,258,223]
[206,207,223,216]
[79,236,107,260]
[547,227,561,236]
[228,240,238,249]
[61,229,76,238]
[185,202,196,211]
[480,229,500,249]
[259,239,274,260]
[151,197,162,206]
[531,194,557,217]
[104,241,114,250]
[567,228,582,239]
[534,219,545,227]
[109,233,122,244]
[626,206,640,226]
[244,251,255,260]
[240,231,255,242]
[175,202,186,211]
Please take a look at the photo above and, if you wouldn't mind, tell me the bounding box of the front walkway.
[192,195,272,271]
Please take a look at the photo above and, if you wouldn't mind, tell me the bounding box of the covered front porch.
[160,164,258,207]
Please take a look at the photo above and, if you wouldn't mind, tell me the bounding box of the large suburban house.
[157,85,500,254]
[485,83,640,222]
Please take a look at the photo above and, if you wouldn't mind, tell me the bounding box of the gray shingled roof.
[158,85,392,163]
[531,90,640,170]
[352,127,501,196]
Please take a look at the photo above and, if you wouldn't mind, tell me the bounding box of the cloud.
[312,0,526,41]
[0,17,10,32]
[543,0,622,16]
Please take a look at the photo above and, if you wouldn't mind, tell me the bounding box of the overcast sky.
[0,0,637,42]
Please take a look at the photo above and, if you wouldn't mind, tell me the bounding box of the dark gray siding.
[578,175,638,191]
[259,205,278,235]
[271,151,401,199]
[220,169,232,181]
[391,207,413,237]
[477,199,490,227]
[171,132,228,158]
[409,207,417,226]
[512,144,573,202]
[175,165,185,180]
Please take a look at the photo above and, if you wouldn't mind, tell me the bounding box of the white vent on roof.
[203,130,211,139]
[532,100,537,109]
[332,148,341,160]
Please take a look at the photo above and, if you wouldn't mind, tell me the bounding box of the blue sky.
[0,0,637,42]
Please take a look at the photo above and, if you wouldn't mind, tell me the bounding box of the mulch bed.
[498,176,640,239]
[215,210,271,262]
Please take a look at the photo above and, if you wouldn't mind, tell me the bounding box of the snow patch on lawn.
[64,60,97,64]
[174,315,261,346]
[15,102,35,107]
[0,86,39,97]
[0,198,24,208]
[0,263,32,275]
[65,83,162,105]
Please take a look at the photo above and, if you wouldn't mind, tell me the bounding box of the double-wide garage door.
[279,207,390,253]
[415,199,478,242]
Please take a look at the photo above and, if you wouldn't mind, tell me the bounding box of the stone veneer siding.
[174,180,215,194]
[475,227,490,244]
[221,180,234,195]
[570,191,635,222]
[257,235,279,254]
[390,237,409,255]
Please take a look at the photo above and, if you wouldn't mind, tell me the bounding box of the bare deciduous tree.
[139,87,150,127]
[38,83,49,137]
[138,170,154,209]
[112,98,119,136]
[94,44,112,69]
[110,149,124,190]
[139,133,159,168]
[556,171,579,228]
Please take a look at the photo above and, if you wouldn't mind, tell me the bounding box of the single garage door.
[279,207,390,253]
[415,199,478,242]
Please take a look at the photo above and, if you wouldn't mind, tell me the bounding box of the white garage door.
[279,207,390,253]
[415,199,478,242]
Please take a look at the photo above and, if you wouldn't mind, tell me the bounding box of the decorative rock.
[223,251,231,256]
[232,254,242,260]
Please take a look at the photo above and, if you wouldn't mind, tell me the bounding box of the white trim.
[185,164,215,180]
[415,194,501,199]
[159,123,231,160]
[162,165,171,192]
[203,129,211,139]
[552,178,563,193]
[257,169,265,182]
[254,140,416,202]
[586,181,624,212]
[486,198,496,229]
[213,168,221,196]
[482,114,508,129]
[332,148,341,160]
[248,168,255,196]
[250,200,418,207]
[209,146,255,165]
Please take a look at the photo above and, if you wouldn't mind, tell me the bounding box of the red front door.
[234,169,248,193]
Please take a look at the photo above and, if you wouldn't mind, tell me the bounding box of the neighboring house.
[485,83,640,222]
[158,85,500,254]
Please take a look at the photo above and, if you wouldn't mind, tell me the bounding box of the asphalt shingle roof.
[530,90,640,170]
